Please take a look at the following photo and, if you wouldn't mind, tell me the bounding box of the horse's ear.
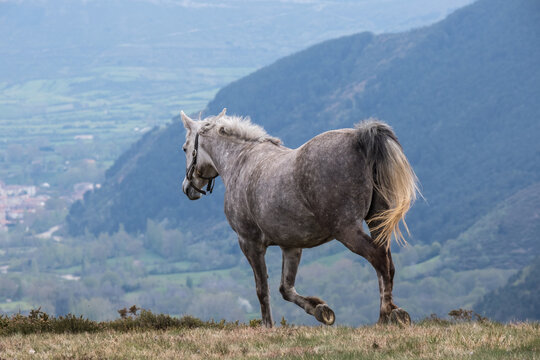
[216,108,227,119]
[180,111,195,130]
[218,126,229,136]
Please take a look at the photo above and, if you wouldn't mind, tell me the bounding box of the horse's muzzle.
[182,178,202,200]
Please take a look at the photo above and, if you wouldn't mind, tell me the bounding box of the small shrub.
[0,306,241,336]
[0,308,101,336]
[178,315,206,329]
[448,309,488,323]
[249,318,262,328]
[118,308,128,319]
[418,309,490,326]
[128,305,139,316]
[52,314,100,333]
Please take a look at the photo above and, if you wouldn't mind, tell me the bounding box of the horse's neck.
[202,135,251,182]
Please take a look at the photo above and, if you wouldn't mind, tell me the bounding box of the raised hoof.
[390,308,411,326]
[314,304,335,325]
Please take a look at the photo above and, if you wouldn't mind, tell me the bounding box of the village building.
[0,181,49,230]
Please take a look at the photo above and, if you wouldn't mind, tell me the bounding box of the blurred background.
[1,0,538,325]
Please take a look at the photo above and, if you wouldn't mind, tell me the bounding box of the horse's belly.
[267,232,333,248]
[258,215,333,248]
[281,233,334,248]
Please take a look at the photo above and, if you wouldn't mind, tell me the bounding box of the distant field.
[0,65,255,185]
[0,322,537,359]
[0,65,253,144]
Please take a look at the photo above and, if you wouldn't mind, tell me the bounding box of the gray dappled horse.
[180,109,419,327]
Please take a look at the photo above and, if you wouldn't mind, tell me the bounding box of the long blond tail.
[356,119,420,247]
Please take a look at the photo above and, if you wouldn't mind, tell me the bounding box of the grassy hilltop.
[0,309,538,359]
[0,322,538,359]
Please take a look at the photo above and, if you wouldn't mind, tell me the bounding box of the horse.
[180,109,419,327]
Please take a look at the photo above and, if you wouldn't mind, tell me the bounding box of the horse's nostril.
[185,185,202,200]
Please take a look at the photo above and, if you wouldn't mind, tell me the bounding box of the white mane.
[208,115,281,145]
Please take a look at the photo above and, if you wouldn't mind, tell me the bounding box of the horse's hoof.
[390,308,411,326]
[315,304,335,325]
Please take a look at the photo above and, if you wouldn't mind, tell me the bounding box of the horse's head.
[180,110,223,200]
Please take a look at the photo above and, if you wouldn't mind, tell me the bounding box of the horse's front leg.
[238,237,273,327]
[279,247,335,325]
[337,226,410,325]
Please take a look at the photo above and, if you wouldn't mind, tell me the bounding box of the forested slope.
[475,256,540,322]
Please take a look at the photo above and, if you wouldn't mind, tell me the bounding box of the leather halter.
[185,133,218,195]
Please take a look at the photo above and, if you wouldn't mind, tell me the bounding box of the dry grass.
[0,321,538,359]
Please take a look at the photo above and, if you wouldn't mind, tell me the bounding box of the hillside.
[475,257,540,322]
[439,182,540,272]
[67,0,540,247]
[66,123,223,235]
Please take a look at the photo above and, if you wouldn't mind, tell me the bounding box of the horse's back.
[223,144,308,242]
[243,144,331,246]
[226,129,373,246]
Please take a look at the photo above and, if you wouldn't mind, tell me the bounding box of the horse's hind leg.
[238,237,274,327]
[279,247,335,325]
[336,224,410,325]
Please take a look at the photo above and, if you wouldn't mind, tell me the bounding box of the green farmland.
[0,66,254,186]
